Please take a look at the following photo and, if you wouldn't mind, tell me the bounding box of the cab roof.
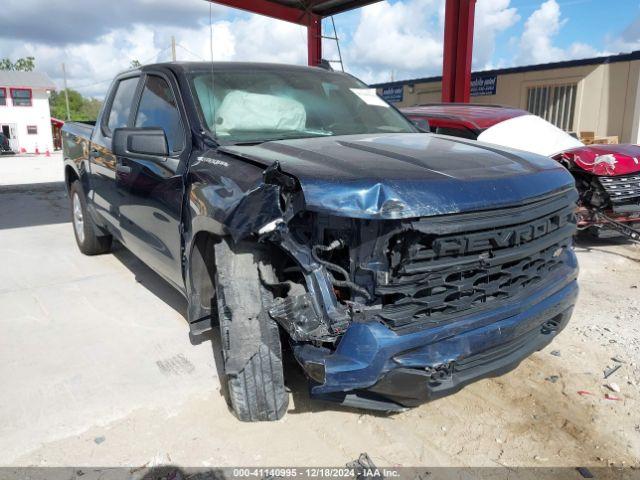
[401,104,529,132]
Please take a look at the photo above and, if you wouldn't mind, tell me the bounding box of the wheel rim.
[72,192,85,244]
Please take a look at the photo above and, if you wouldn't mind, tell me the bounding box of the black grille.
[376,197,576,330]
[599,175,640,204]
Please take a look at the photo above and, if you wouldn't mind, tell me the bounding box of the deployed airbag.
[216,90,306,134]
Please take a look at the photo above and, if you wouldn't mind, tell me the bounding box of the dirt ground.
[1,171,639,468]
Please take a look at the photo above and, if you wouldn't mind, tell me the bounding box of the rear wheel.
[69,180,112,255]
[214,239,288,421]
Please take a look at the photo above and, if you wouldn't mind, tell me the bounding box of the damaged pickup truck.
[62,62,579,421]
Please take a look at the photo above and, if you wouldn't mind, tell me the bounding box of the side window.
[409,117,430,132]
[106,77,139,133]
[435,126,478,140]
[135,76,184,153]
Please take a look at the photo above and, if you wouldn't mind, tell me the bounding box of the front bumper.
[294,255,579,410]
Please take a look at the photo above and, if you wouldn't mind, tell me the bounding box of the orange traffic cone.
[45,150,51,157]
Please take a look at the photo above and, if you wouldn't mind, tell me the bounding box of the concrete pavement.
[0,153,64,186]
[0,181,219,463]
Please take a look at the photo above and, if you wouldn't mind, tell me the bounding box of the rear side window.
[435,126,478,140]
[135,76,184,153]
[408,117,430,132]
[107,77,139,133]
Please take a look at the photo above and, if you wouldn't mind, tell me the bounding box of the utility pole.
[61,63,71,121]
[171,36,177,62]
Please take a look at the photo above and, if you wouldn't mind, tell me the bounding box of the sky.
[1,0,640,98]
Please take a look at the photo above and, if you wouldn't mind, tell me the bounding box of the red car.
[402,104,640,237]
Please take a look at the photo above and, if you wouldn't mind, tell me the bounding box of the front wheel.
[69,180,112,255]
[214,239,288,421]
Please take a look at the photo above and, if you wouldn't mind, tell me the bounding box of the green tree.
[0,56,35,71]
[80,97,103,120]
[130,59,142,68]
[49,89,103,121]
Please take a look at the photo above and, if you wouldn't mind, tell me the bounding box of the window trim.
[10,87,32,107]
[131,71,188,156]
[100,74,142,138]
[0,87,6,107]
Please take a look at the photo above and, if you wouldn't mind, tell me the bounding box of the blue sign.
[380,86,403,103]
[471,75,497,96]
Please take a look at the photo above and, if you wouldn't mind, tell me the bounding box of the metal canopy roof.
[207,0,477,103]
[206,0,382,24]
[265,0,381,17]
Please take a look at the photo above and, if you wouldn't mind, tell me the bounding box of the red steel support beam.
[441,0,459,103]
[442,0,476,103]
[307,14,322,66]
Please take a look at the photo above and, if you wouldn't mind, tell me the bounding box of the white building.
[0,71,56,154]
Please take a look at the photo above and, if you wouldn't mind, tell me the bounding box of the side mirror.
[112,128,168,158]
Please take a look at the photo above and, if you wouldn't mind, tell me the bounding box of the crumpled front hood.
[221,133,576,219]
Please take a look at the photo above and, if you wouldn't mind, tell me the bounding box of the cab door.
[88,74,142,235]
[113,72,189,290]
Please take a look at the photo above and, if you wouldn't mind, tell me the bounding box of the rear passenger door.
[89,74,141,234]
[114,72,189,290]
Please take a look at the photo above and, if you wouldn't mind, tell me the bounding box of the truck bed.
[61,122,95,164]
[63,122,94,139]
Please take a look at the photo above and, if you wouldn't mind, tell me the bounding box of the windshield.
[190,68,416,144]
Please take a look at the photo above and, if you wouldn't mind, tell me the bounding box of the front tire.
[214,239,288,421]
[69,180,112,255]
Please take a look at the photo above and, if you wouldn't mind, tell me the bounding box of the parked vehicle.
[402,104,640,237]
[62,63,579,421]
[0,132,13,153]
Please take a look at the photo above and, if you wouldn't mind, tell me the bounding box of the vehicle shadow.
[574,233,640,264]
[111,242,188,317]
[0,182,69,230]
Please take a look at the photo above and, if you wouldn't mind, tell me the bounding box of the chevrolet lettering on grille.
[433,212,568,257]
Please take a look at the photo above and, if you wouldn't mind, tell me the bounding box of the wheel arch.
[64,163,79,192]
[63,159,92,197]
[185,226,224,334]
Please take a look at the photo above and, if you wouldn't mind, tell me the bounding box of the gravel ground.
[0,182,639,468]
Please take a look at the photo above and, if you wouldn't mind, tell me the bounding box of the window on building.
[135,75,184,153]
[27,125,38,135]
[0,88,6,106]
[106,77,139,133]
[526,84,577,131]
[11,88,32,107]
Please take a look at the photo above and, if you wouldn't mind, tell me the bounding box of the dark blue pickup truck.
[62,62,579,421]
